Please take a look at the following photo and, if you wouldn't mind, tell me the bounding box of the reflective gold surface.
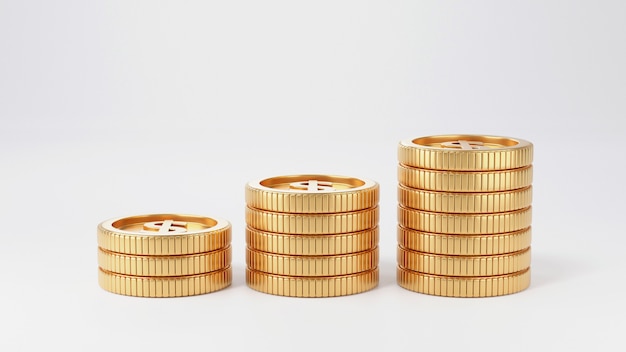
[246,226,379,255]
[247,247,378,276]
[98,266,232,297]
[397,266,530,297]
[98,246,231,276]
[97,213,233,297]
[397,134,534,297]
[246,174,379,213]
[398,184,532,213]
[398,205,532,235]
[246,267,378,298]
[98,214,231,256]
[245,173,381,297]
[398,164,533,192]
[398,135,533,171]
[246,206,379,235]
[397,246,530,276]
[397,225,532,255]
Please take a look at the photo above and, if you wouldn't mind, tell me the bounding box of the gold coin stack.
[97,214,232,297]
[245,174,380,297]
[396,135,534,297]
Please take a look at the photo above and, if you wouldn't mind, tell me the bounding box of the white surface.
[1,1,625,351]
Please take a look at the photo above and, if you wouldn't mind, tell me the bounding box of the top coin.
[98,214,231,255]
[246,174,379,213]
[398,135,533,171]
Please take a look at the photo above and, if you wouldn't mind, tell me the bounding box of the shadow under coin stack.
[245,175,380,297]
[97,214,232,297]
[396,135,533,297]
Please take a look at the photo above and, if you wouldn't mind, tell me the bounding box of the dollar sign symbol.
[441,140,490,150]
[289,180,335,192]
[142,220,188,234]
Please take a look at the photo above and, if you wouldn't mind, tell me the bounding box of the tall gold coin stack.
[245,175,380,297]
[97,214,232,297]
[396,135,534,297]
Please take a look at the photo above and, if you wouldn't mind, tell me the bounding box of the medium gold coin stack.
[97,214,232,297]
[396,135,534,297]
[245,174,380,297]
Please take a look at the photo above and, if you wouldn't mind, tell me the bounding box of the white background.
[1,1,625,351]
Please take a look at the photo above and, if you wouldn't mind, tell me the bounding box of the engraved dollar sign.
[142,220,188,234]
[441,140,490,150]
[289,180,335,192]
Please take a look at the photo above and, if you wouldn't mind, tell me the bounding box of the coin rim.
[250,174,378,194]
[397,164,533,192]
[397,245,531,276]
[398,184,533,213]
[407,135,532,150]
[100,213,231,236]
[98,266,232,297]
[245,267,379,298]
[246,174,379,213]
[246,226,379,255]
[397,265,531,297]
[397,205,532,234]
[397,225,532,255]
[97,213,232,256]
[398,134,533,171]
[246,206,379,235]
[98,246,232,276]
[246,246,379,276]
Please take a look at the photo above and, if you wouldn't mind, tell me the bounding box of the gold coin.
[398,205,532,234]
[246,267,378,298]
[98,214,231,256]
[98,266,231,297]
[398,164,533,192]
[397,266,530,297]
[98,246,231,277]
[398,135,533,171]
[246,247,378,276]
[398,184,532,213]
[246,226,379,255]
[397,225,532,255]
[246,206,379,235]
[397,246,530,276]
[246,174,379,213]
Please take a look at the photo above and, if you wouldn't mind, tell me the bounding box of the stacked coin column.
[97,214,232,297]
[396,135,534,297]
[245,175,380,297]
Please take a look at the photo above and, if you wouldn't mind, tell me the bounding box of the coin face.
[101,214,228,236]
[98,214,231,255]
[398,134,533,171]
[246,174,379,213]
[410,135,530,150]
[256,174,376,192]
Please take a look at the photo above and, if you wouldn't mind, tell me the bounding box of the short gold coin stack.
[396,135,533,297]
[97,214,232,297]
[245,175,380,297]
